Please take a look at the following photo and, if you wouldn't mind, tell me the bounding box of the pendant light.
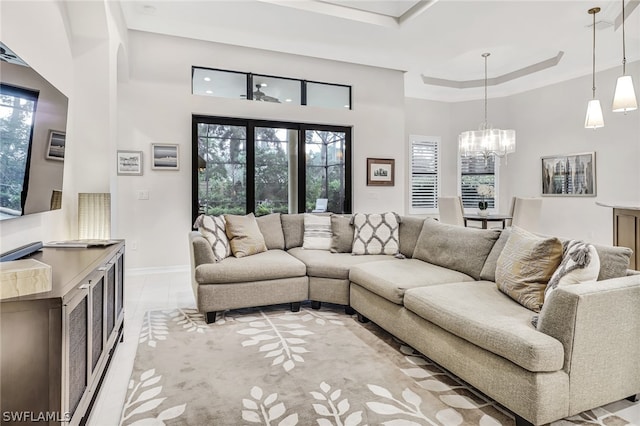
[612,0,638,113]
[585,7,604,129]
[458,53,516,161]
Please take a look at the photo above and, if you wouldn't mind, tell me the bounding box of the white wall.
[405,61,640,245]
[117,31,406,269]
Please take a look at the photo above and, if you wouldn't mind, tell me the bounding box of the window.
[191,67,351,109]
[192,116,351,222]
[409,136,439,214]
[459,153,498,211]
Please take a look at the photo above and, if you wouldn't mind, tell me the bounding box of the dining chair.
[510,197,543,232]
[437,196,465,226]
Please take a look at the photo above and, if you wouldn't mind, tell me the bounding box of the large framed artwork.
[541,152,596,196]
[367,158,394,186]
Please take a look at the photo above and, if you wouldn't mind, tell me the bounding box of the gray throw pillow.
[413,218,501,280]
[256,213,285,250]
[592,244,632,281]
[281,214,304,249]
[479,228,511,281]
[330,214,353,253]
[398,216,425,258]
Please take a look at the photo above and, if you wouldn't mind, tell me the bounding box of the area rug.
[120,305,632,425]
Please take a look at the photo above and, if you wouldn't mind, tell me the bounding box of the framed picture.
[46,130,66,161]
[117,150,143,176]
[367,158,395,186]
[541,152,596,196]
[151,143,180,170]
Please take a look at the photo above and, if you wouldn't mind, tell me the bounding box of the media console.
[0,241,125,425]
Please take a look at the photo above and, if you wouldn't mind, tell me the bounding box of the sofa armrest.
[537,274,640,412]
[189,231,216,266]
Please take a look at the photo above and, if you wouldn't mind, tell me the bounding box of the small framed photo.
[367,158,395,186]
[151,143,180,170]
[541,152,596,196]
[46,130,66,161]
[117,150,143,176]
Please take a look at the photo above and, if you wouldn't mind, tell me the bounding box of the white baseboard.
[126,264,190,277]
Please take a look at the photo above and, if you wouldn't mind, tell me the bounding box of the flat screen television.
[0,41,69,221]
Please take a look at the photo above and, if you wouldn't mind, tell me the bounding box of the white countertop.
[596,201,640,210]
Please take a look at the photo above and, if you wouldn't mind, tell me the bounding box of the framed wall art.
[541,152,596,196]
[152,143,180,170]
[367,158,395,186]
[46,130,66,161]
[117,150,143,176]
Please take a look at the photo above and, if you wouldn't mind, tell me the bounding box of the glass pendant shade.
[585,99,605,129]
[458,126,516,158]
[612,75,638,112]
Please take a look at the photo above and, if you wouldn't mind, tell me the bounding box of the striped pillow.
[302,214,332,250]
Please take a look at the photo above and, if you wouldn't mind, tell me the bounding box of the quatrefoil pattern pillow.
[193,214,231,262]
[351,212,400,255]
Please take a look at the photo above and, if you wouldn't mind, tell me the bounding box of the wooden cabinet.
[1,242,125,425]
[613,208,640,270]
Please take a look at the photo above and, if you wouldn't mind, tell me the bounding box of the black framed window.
[192,116,351,223]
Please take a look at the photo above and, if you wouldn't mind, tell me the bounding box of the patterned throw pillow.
[193,214,231,262]
[224,213,268,258]
[302,214,332,250]
[351,212,400,255]
[495,226,563,312]
[545,240,600,300]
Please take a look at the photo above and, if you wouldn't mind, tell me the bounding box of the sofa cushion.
[404,281,565,373]
[496,226,563,312]
[351,212,400,255]
[349,259,474,305]
[256,213,285,250]
[193,214,231,262]
[224,213,268,258]
[330,214,354,253]
[288,247,390,279]
[413,218,501,280]
[281,213,304,249]
[303,213,332,250]
[195,250,306,284]
[398,216,425,258]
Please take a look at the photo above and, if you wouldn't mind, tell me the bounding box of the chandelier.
[458,53,516,161]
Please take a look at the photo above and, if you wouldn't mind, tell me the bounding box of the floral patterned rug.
[120,305,632,426]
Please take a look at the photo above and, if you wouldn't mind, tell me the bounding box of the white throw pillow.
[302,214,332,250]
[193,214,231,262]
[351,212,400,255]
[544,240,600,300]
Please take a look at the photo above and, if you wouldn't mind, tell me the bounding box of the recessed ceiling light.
[204,77,211,82]
[205,90,213,94]
[260,83,268,87]
[344,105,350,108]
[285,98,292,102]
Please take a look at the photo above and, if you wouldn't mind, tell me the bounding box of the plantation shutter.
[460,153,496,209]
[410,138,439,212]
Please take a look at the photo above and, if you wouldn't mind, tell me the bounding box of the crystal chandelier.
[458,53,516,161]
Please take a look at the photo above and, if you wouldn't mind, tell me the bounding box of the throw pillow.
[224,213,267,258]
[256,213,285,250]
[398,216,425,258]
[330,214,354,253]
[281,214,304,249]
[479,228,512,282]
[351,212,400,255]
[495,226,563,312]
[302,214,332,250]
[545,240,600,300]
[413,218,501,280]
[592,244,632,281]
[193,214,230,262]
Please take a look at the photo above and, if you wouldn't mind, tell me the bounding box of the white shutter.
[460,153,496,209]
[410,137,439,213]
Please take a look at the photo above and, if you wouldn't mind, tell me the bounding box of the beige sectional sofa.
[189,212,640,426]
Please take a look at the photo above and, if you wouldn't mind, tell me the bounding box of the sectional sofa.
[189,212,640,426]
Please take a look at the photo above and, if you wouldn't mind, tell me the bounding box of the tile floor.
[89,270,640,426]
